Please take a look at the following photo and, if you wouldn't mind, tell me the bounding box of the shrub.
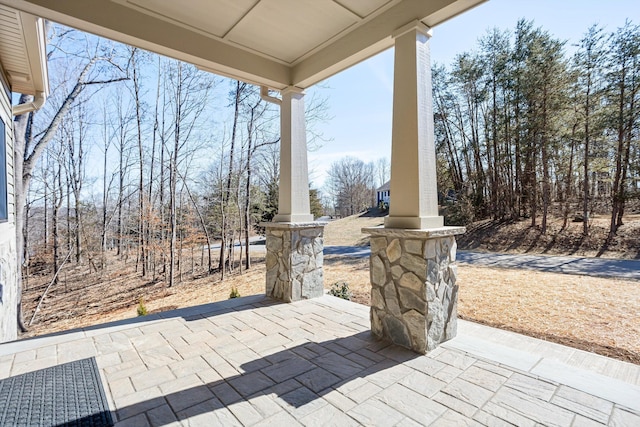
[443,196,475,226]
[229,287,241,299]
[136,298,148,316]
[328,282,351,300]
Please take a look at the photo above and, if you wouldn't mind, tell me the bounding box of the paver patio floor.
[1,294,639,426]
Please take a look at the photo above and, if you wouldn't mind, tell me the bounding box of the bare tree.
[129,47,148,275]
[62,102,89,261]
[374,157,390,189]
[608,21,640,235]
[574,25,607,235]
[13,28,127,331]
[99,103,118,269]
[325,157,375,217]
[241,88,278,269]
[164,60,214,286]
[218,81,247,277]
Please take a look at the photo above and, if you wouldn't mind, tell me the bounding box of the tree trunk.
[219,81,244,274]
[132,49,147,276]
[52,164,63,286]
[562,121,578,230]
[583,91,591,236]
[117,138,124,256]
[541,86,550,235]
[180,172,212,273]
[169,63,182,288]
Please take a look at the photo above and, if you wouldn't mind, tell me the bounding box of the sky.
[306,0,640,189]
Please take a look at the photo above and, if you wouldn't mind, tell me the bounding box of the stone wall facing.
[364,227,465,353]
[263,223,325,302]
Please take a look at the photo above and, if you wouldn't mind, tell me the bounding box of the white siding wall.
[0,65,18,343]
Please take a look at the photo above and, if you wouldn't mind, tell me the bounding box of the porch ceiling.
[0,0,485,89]
[0,4,48,95]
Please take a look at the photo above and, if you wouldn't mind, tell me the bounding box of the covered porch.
[2,1,639,425]
[1,0,480,353]
[1,295,639,425]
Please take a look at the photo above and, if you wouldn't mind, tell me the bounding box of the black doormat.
[0,357,113,427]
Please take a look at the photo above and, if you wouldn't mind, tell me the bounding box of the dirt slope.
[458,215,640,259]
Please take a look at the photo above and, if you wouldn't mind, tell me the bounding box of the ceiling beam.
[292,0,486,87]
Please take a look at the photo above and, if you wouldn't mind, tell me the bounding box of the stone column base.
[362,226,465,354]
[261,222,326,302]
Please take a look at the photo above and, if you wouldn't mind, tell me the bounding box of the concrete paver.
[0,354,13,378]
[433,364,464,383]
[299,402,361,427]
[0,294,639,426]
[530,358,640,412]
[146,404,181,427]
[168,356,212,378]
[376,383,447,425]
[440,377,494,408]
[472,408,518,427]
[434,408,484,426]
[433,390,478,418]
[108,377,135,399]
[457,364,508,392]
[610,407,640,426]
[490,387,575,427]
[165,384,215,413]
[347,398,406,426]
[9,355,57,376]
[400,370,446,397]
[113,412,150,427]
[279,387,327,418]
[503,372,556,400]
[551,386,613,424]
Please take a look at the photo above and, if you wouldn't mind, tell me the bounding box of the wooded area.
[433,19,640,235]
[15,27,329,329]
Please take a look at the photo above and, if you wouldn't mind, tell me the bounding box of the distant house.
[376,181,390,207]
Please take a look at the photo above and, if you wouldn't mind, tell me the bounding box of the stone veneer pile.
[365,227,465,353]
[263,223,325,303]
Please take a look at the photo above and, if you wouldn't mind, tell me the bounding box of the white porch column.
[363,22,465,354]
[385,22,443,230]
[262,86,324,302]
[273,86,313,223]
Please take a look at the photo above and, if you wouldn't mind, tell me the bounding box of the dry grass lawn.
[322,257,640,364]
[324,213,384,246]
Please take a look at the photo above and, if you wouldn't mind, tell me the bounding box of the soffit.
[0,0,486,90]
[0,4,48,95]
